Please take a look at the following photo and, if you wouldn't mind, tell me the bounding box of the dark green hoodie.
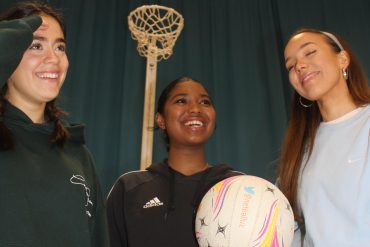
[0,103,109,247]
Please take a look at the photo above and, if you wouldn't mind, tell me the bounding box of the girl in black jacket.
[107,76,243,247]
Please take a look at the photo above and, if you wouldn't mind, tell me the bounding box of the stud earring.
[342,68,348,80]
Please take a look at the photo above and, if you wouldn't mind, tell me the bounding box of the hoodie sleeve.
[80,146,110,247]
[107,179,128,247]
[0,15,42,87]
[91,166,110,247]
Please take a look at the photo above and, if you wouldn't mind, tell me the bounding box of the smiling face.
[6,14,68,109]
[156,80,216,149]
[284,32,349,102]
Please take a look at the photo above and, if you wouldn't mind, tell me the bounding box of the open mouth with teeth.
[184,120,204,127]
[37,72,59,79]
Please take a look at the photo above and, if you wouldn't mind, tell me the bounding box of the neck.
[318,93,357,122]
[167,146,209,175]
[317,85,356,122]
[6,96,46,123]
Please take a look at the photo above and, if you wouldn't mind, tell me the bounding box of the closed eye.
[305,50,316,56]
[285,58,294,72]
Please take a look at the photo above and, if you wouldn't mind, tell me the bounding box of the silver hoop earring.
[342,68,348,80]
[299,96,313,108]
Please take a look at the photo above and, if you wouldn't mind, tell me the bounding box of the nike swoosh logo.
[347,158,362,164]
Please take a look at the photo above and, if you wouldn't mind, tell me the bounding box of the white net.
[128,5,184,61]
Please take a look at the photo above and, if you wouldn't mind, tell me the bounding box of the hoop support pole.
[140,52,157,170]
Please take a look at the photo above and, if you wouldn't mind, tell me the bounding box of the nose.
[43,48,59,64]
[295,59,307,73]
[188,102,201,114]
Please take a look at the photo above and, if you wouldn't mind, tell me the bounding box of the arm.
[106,179,128,247]
[82,147,110,247]
[91,173,110,247]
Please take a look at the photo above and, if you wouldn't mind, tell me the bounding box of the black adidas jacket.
[107,161,243,247]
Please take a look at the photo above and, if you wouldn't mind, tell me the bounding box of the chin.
[187,138,209,146]
[43,91,60,100]
[42,95,59,103]
[304,94,320,101]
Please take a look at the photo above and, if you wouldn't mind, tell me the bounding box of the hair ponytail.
[45,100,69,147]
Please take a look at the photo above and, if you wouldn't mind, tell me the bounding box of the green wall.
[1,0,369,195]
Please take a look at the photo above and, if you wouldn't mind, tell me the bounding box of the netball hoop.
[128,5,184,170]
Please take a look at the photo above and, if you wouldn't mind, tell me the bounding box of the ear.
[338,50,350,69]
[155,113,166,130]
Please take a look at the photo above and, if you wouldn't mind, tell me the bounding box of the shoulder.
[226,168,245,176]
[356,104,370,123]
[203,163,245,191]
[211,163,245,177]
[360,104,370,119]
[348,105,370,134]
[108,170,155,197]
[63,122,86,144]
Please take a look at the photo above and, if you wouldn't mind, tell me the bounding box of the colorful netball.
[195,175,294,247]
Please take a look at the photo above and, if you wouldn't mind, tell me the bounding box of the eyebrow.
[169,93,211,100]
[33,35,66,44]
[285,41,315,63]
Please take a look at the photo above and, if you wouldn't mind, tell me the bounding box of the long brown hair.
[277,28,370,222]
[0,1,69,150]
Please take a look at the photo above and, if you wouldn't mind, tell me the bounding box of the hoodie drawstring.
[164,165,176,221]
[191,168,212,210]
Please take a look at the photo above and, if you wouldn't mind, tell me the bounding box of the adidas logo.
[143,197,164,208]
